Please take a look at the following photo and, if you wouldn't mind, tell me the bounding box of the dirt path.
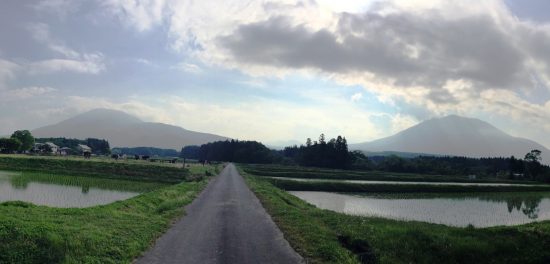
[135,163,303,264]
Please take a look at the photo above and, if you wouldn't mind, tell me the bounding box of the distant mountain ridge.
[32,109,229,149]
[351,115,549,163]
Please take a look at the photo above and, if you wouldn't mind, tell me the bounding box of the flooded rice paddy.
[0,170,163,208]
[290,191,550,227]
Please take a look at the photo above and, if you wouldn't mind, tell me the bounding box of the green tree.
[10,130,35,152]
[524,149,542,180]
[525,150,542,163]
[0,138,22,153]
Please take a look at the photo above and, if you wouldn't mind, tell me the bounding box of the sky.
[1,0,550,147]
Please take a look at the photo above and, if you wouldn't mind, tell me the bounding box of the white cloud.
[102,0,167,32]
[29,53,105,75]
[26,23,106,74]
[0,86,57,102]
[0,59,20,90]
[170,62,202,74]
[32,0,80,18]
[351,92,363,102]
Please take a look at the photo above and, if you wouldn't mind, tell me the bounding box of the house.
[59,147,72,156]
[32,142,58,154]
[77,144,92,154]
[45,142,58,154]
[32,143,44,153]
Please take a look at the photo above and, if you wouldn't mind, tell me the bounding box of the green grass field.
[241,164,538,184]
[0,155,190,183]
[0,155,223,263]
[241,166,550,264]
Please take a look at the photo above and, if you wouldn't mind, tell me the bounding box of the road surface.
[135,163,303,264]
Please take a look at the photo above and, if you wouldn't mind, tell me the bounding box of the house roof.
[45,142,58,148]
[77,144,92,151]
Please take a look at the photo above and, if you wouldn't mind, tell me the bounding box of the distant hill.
[32,109,229,149]
[351,115,549,163]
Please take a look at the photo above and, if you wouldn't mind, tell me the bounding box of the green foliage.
[180,145,200,159]
[242,168,550,264]
[199,140,274,163]
[281,134,351,169]
[0,138,22,154]
[0,178,208,263]
[10,130,35,152]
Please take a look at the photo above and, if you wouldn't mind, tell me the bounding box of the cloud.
[29,54,105,74]
[102,0,167,32]
[0,86,57,102]
[32,0,81,18]
[48,94,394,143]
[0,59,20,90]
[220,10,531,91]
[26,23,106,74]
[170,62,202,74]
[351,92,362,102]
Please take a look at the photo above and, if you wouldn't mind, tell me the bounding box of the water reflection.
[0,170,162,208]
[290,191,550,227]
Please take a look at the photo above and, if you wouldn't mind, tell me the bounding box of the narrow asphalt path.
[135,163,303,264]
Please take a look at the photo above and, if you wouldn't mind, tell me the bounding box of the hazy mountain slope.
[32,109,229,149]
[351,115,549,162]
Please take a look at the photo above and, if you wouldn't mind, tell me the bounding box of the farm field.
[242,164,540,184]
[240,165,550,263]
[0,155,221,263]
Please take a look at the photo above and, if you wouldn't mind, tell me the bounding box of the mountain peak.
[68,108,143,124]
[351,115,548,162]
[32,108,228,149]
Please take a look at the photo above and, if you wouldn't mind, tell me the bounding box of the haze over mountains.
[32,109,228,150]
[351,115,549,162]
[32,110,549,163]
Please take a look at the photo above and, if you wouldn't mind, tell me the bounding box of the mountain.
[32,109,229,149]
[351,115,549,162]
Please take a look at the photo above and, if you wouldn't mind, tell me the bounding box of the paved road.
[135,163,303,264]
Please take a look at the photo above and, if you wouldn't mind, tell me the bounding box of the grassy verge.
[267,178,550,193]
[241,168,550,264]
[242,164,538,184]
[0,178,209,263]
[0,156,188,183]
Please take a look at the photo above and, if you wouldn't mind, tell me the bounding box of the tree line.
[0,130,35,153]
[279,134,351,169]
[112,147,179,157]
[181,140,274,164]
[352,150,550,182]
[180,135,550,182]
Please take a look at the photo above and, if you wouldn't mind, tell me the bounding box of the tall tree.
[10,130,34,152]
[0,138,22,153]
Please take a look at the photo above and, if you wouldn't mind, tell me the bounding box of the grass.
[266,178,550,193]
[241,167,550,264]
[0,180,208,263]
[0,156,224,263]
[242,164,539,184]
[0,155,188,183]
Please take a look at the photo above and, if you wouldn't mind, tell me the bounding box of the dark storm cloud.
[219,9,541,100]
